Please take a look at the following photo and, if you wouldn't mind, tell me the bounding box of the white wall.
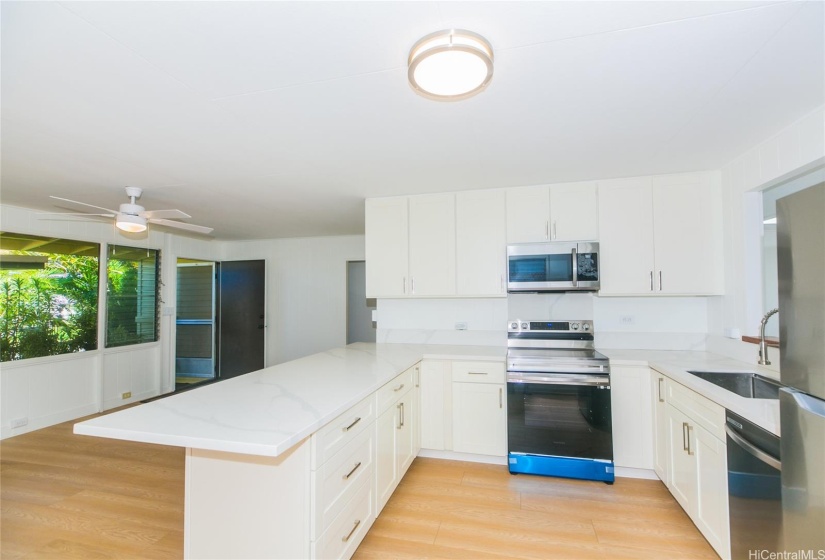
[220,235,365,365]
[708,106,825,366]
[0,204,219,438]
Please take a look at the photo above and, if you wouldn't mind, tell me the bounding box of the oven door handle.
[507,373,610,386]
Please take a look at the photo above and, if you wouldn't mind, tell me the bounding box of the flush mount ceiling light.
[408,29,494,101]
[116,213,147,233]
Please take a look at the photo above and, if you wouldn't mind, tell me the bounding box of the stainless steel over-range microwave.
[507,241,600,292]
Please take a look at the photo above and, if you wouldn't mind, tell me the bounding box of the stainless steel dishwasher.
[725,410,782,559]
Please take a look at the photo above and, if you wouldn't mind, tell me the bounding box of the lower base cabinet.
[659,372,730,560]
[451,361,506,457]
[610,365,654,469]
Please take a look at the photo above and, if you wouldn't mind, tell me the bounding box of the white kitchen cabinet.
[610,365,654,470]
[456,190,507,296]
[664,377,730,560]
[408,193,456,296]
[651,370,670,482]
[375,367,418,514]
[598,172,723,296]
[419,360,451,450]
[365,197,409,298]
[451,361,506,457]
[506,182,599,243]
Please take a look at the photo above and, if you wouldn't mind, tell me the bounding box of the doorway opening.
[175,258,216,390]
[346,261,376,344]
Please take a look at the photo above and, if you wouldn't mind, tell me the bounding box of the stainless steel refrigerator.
[777,181,825,554]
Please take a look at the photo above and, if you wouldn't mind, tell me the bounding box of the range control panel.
[507,320,593,333]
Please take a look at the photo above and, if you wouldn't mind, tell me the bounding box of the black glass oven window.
[507,382,612,460]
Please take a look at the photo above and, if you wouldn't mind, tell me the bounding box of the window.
[0,233,100,362]
[106,245,160,347]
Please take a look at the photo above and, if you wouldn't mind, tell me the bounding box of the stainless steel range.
[506,319,614,483]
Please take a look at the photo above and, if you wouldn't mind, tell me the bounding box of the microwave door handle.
[572,247,578,288]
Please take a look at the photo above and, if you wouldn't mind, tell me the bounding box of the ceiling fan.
[44,187,213,235]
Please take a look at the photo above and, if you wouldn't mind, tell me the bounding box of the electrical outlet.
[10,417,28,429]
[122,391,132,400]
[455,322,468,330]
[620,315,635,325]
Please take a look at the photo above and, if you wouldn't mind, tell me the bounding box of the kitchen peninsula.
[74,343,505,559]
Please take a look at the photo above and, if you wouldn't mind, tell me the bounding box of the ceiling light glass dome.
[408,29,494,101]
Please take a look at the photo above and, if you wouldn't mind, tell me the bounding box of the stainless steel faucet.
[758,308,779,365]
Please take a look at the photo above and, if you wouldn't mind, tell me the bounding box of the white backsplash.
[376,293,712,351]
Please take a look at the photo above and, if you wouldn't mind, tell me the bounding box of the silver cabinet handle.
[468,371,488,375]
[402,277,406,294]
[650,271,654,292]
[401,402,405,427]
[686,424,693,456]
[552,221,557,240]
[343,462,362,480]
[415,366,419,388]
[500,274,504,293]
[342,417,361,432]
[342,519,361,543]
[659,271,663,292]
[545,221,549,240]
[658,378,664,403]
[682,422,689,451]
[397,403,402,429]
[499,387,503,409]
[411,277,415,294]
[393,383,405,392]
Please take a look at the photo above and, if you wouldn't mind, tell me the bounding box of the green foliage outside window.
[106,245,159,347]
[0,239,100,362]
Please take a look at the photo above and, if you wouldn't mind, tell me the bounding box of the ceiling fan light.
[408,29,493,101]
[116,214,147,233]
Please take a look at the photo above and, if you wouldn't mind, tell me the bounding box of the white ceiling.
[1,1,823,240]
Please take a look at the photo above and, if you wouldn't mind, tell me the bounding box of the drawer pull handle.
[342,417,361,432]
[686,424,694,456]
[468,371,488,375]
[342,519,361,543]
[393,383,405,392]
[343,462,362,480]
[682,422,689,451]
[397,403,402,429]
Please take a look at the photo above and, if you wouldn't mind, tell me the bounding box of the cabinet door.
[693,424,730,559]
[597,178,656,295]
[549,182,599,241]
[506,185,550,243]
[456,190,506,296]
[651,371,670,482]
[667,404,696,513]
[610,366,654,470]
[365,197,408,298]
[652,172,724,295]
[375,405,398,513]
[408,194,456,296]
[452,383,506,456]
[419,361,449,450]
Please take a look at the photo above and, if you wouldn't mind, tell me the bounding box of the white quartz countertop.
[603,349,781,436]
[74,343,505,457]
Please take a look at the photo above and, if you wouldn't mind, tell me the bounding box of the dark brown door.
[216,260,265,379]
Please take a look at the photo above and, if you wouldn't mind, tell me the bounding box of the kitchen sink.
[686,370,783,399]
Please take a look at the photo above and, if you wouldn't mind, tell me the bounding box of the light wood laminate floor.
[2,415,718,559]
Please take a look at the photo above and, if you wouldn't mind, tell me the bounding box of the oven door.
[507,376,613,461]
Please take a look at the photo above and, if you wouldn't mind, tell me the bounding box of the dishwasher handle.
[725,425,781,471]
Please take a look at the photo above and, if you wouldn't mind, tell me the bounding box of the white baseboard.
[615,466,660,480]
[1,403,98,440]
[417,448,507,465]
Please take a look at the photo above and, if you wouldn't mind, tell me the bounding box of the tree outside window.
[0,233,100,362]
[106,245,160,347]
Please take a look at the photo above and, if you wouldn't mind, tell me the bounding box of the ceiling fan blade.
[149,218,213,235]
[49,196,119,215]
[38,212,116,217]
[141,209,191,220]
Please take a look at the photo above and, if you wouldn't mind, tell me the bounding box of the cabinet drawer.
[313,476,374,560]
[666,377,725,441]
[376,366,415,414]
[311,395,375,469]
[451,360,505,384]
[312,426,374,539]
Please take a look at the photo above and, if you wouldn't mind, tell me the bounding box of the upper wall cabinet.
[365,197,409,298]
[456,190,506,296]
[408,194,456,297]
[598,171,724,296]
[506,182,599,243]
